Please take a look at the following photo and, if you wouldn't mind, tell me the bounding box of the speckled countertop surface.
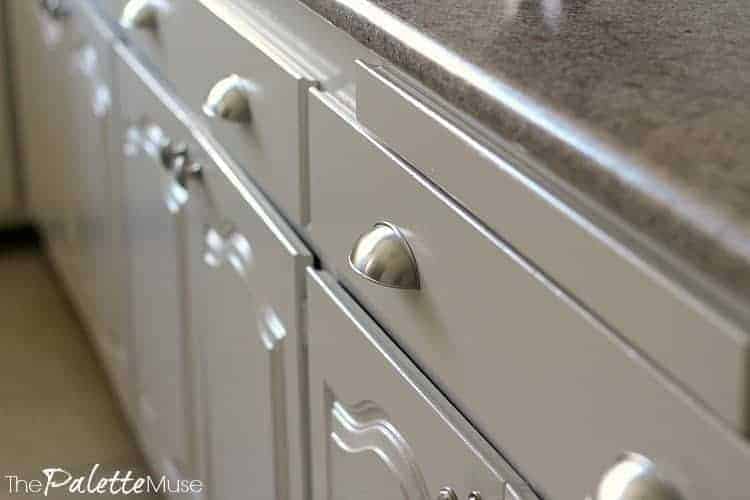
[298,0,750,307]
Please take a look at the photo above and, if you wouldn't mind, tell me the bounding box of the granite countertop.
[298,0,750,311]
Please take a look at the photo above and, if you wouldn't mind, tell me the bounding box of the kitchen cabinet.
[114,35,315,499]
[9,0,131,417]
[8,2,750,500]
[306,87,750,499]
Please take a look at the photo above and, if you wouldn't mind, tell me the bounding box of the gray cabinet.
[355,60,750,436]
[115,34,315,500]
[306,269,536,500]
[11,3,750,500]
[9,0,132,415]
[116,45,192,482]
[182,133,312,500]
[307,88,750,500]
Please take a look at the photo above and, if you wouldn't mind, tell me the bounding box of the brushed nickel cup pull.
[120,0,167,30]
[595,453,683,500]
[202,75,252,123]
[348,222,420,290]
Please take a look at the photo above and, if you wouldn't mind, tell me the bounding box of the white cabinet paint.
[7,1,750,500]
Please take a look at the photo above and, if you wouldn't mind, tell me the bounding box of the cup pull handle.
[348,221,420,290]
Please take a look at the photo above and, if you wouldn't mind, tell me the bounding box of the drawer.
[181,118,313,500]
[159,0,315,226]
[306,269,536,500]
[308,89,750,500]
[356,61,750,434]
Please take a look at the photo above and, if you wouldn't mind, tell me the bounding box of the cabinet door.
[307,270,537,500]
[183,141,312,500]
[66,6,116,348]
[70,4,132,404]
[117,50,190,480]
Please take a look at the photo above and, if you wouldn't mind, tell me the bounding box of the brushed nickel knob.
[436,487,458,500]
[467,492,482,500]
[120,0,167,30]
[349,222,420,290]
[595,453,683,500]
[202,75,252,123]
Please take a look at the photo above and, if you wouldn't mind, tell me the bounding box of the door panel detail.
[329,397,430,500]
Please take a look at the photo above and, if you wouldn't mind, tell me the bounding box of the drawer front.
[356,61,750,434]
[307,269,536,500]
[181,126,313,500]
[308,90,750,500]
[160,0,314,225]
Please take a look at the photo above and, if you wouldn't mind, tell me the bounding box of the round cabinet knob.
[348,222,420,290]
[202,75,253,123]
[595,453,683,500]
[120,0,167,30]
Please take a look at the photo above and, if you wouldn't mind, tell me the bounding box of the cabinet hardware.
[595,453,683,500]
[467,491,482,500]
[436,487,458,500]
[202,75,253,123]
[120,0,168,30]
[348,221,420,290]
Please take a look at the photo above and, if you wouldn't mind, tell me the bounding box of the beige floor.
[0,246,152,498]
